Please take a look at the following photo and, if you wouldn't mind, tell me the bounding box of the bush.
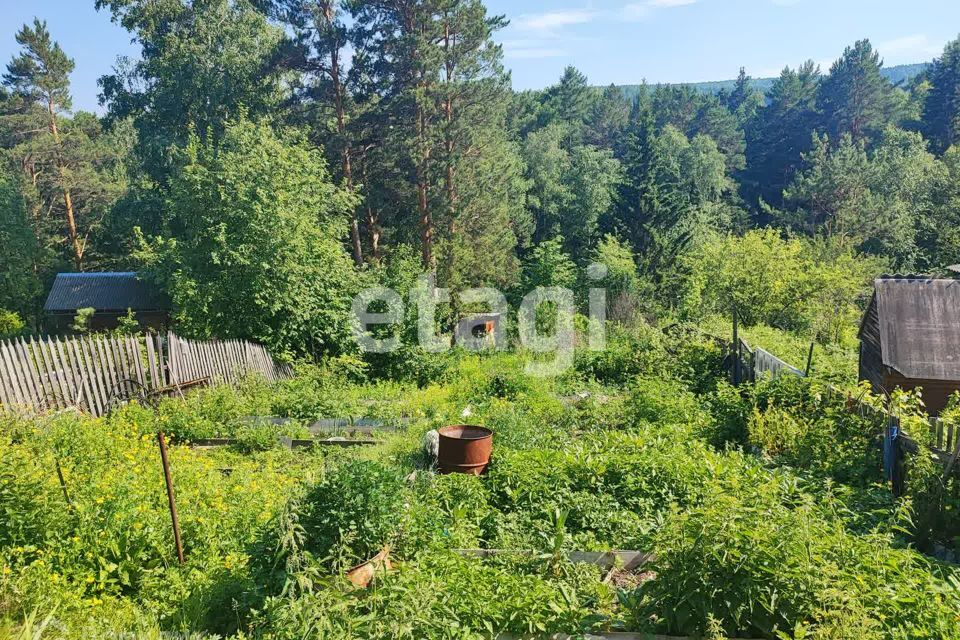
[299,461,407,563]
[0,309,24,338]
[574,322,667,385]
[633,478,960,639]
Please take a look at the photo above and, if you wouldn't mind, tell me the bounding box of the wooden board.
[453,549,655,571]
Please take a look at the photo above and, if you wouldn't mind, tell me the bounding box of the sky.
[0,0,958,113]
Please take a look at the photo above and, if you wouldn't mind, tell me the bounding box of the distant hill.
[616,63,929,101]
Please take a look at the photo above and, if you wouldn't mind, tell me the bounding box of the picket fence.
[730,336,960,481]
[0,332,292,418]
[733,338,805,384]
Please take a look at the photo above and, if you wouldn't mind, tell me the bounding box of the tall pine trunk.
[48,100,82,271]
[443,20,457,233]
[360,159,381,263]
[326,3,362,266]
[417,102,434,270]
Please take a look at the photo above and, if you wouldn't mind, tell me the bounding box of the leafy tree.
[98,0,285,182]
[70,307,95,334]
[922,35,960,154]
[521,123,622,262]
[650,84,746,172]
[143,116,361,358]
[678,229,876,343]
[0,173,44,321]
[921,146,960,270]
[591,234,646,322]
[817,40,899,142]
[779,128,940,268]
[0,309,24,338]
[565,145,622,261]
[656,126,731,209]
[522,123,571,244]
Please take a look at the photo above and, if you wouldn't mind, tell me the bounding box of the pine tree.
[615,105,691,280]
[727,68,752,113]
[585,84,631,153]
[2,20,84,269]
[725,67,763,126]
[818,39,897,142]
[742,61,821,211]
[274,0,364,264]
[540,66,594,129]
[922,35,960,154]
[351,0,524,286]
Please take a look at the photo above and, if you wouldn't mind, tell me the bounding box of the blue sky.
[1,0,958,113]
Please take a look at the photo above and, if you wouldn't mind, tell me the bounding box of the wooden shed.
[43,272,170,332]
[858,276,960,415]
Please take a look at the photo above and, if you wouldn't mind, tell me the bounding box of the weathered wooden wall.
[0,332,292,417]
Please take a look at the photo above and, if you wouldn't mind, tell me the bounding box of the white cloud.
[648,0,697,6]
[879,34,942,60]
[502,38,567,59]
[512,2,699,33]
[513,9,598,33]
[621,0,698,22]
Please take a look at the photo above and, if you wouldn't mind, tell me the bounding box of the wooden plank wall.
[0,332,291,417]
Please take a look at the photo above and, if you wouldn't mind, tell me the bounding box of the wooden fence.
[730,337,960,482]
[733,338,804,384]
[0,332,292,418]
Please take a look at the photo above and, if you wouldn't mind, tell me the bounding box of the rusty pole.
[157,431,185,564]
[54,457,73,509]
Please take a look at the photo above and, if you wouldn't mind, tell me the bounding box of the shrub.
[299,461,407,563]
[633,479,960,639]
[574,322,667,385]
[0,309,24,338]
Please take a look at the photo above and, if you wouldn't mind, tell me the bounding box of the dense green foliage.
[1,338,959,638]
[2,4,960,350]
[2,5,960,638]
[140,116,361,359]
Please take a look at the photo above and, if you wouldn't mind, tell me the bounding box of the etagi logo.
[351,264,610,376]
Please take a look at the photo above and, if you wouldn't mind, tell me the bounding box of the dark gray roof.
[871,277,960,380]
[44,272,169,313]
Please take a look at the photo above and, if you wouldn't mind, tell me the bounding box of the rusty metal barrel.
[437,425,493,475]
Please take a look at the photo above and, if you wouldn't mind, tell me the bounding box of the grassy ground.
[0,332,958,639]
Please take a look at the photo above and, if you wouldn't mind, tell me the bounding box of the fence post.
[732,307,740,385]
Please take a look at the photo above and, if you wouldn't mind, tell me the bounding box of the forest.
[1,0,959,359]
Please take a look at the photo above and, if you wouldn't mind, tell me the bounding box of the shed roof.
[863,277,960,381]
[44,272,169,314]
